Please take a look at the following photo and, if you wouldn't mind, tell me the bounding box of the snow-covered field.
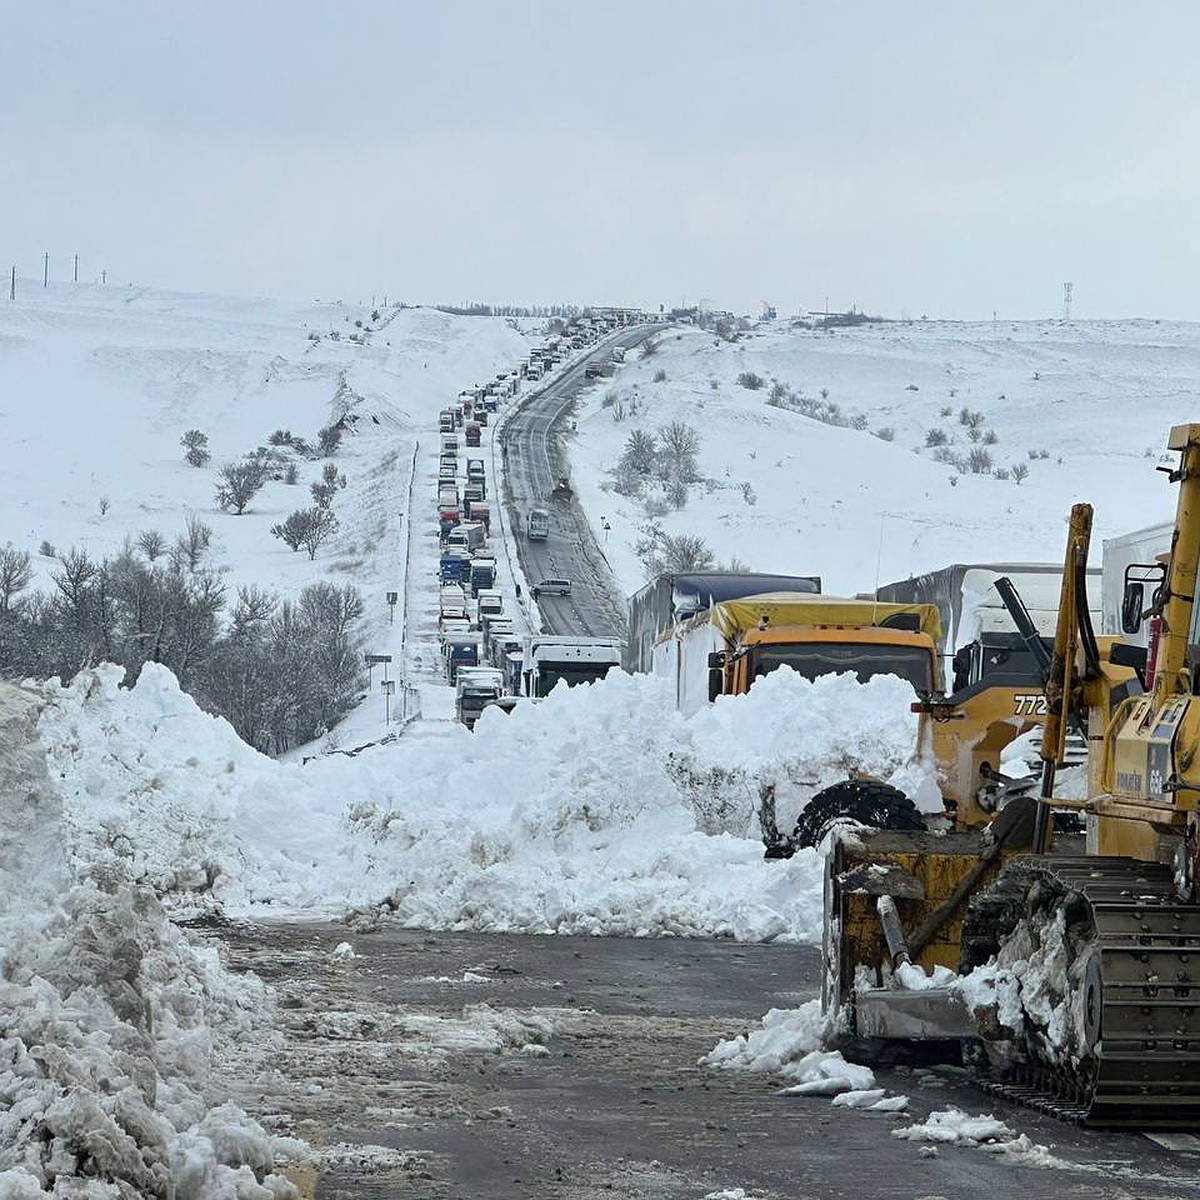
[567,319,1196,597]
[6,289,1200,1191]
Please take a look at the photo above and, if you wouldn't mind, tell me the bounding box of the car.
[531,578,571,599]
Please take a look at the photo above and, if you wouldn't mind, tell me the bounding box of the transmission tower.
[1063,282,1073,320]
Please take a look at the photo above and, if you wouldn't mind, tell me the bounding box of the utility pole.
[101,269,106,285]
[9,266,15,301]
[73,254,79,283]
[1063,282,1073,321]
[43,252,49,288]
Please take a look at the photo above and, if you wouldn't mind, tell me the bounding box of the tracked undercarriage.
[964,856,1200,1127]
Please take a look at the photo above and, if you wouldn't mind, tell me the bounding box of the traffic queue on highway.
[434,313,634,728]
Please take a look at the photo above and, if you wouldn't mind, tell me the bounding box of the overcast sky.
[3,2,1197,319]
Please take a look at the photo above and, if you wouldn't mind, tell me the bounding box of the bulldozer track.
[975,856,1200,1128]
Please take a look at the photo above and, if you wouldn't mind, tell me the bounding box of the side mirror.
[1121,581,1144,635]
[707,651,726,703]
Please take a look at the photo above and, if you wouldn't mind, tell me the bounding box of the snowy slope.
[565,320,1199,598]
[0,283,532,605]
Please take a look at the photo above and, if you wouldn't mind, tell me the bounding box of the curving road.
[498,324,664,638]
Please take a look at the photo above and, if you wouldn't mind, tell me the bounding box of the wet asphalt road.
[207,922,1200,1200]
[498,325,662,639]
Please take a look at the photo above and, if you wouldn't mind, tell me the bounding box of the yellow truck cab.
[706,592,942,701]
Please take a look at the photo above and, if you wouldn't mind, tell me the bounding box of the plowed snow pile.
[0,683,301,1198]
[36,662,927,942]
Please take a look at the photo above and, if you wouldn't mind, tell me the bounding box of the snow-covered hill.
[0,283,531,601]
[567,319,1196,597]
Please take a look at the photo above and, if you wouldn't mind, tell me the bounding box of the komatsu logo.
[1116,770,1144,792]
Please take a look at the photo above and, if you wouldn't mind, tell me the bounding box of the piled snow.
[892,1107,1075,1169]
[777,1053,877,1096]
[701,999,911,1108]
[700,1000,829,1075]
[894,961,956,990]
[893,1106,1013,1144]
[34,662,924,941]
[0,682,301,1198]
[832,1089,909,1112]
[684,670,932,827]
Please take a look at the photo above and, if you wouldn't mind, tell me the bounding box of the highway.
[498,324,663,638]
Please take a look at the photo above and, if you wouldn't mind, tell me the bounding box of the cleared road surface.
[498,326,663,638]
[207,920,1200,1199]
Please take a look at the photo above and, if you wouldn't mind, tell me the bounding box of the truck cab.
[728,623,937,695]
[523,636,622,697]
[526,508,550,541]
[455,667,504,729]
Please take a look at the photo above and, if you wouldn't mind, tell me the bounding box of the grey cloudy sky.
[4,2,1197,318]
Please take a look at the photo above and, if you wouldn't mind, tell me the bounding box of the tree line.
[0,528,365,755]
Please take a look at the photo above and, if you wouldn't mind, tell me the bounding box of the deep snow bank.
[0,682,300,1198]
[36,663,928,943]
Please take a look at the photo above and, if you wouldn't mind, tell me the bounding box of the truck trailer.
[526,508,550,540]
[626,572,822,675]
[523,636,622,697]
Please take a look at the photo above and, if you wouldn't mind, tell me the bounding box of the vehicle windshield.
[534,663,614,696]
[751,642,933,692]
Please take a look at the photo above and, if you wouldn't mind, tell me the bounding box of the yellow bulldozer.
[823,421,1200,1127]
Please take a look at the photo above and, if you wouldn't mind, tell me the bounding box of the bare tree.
[271,509,313,552]
[317,424,343,456]
[619,429,658,475]
[0,545,33,613]
[173,515,213,572]
[181,429,210,468]
[52,548,99,616]
[658,421,701,481]
[215,462,267,515]
[230,586,277,637]
[137,529,167,561]
[659,533,715,573]
[300,508,338,560]
[310,462,347,509]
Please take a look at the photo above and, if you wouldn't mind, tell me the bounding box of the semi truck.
[522,636,622,697]
[445,522,486,555]
[455,667,505,729]
[467,502,490,533]
[439,548,472,585]
[469,556,496,597]
[875,562,1101,686]
[442,635,480,684]
[655,592,941,716]
[526,508,550,540]
[465,422,482,447]
[626,572,822,675]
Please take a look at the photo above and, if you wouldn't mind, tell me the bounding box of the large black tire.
[791,779,925,850]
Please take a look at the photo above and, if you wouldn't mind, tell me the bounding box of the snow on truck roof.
[707,592,943,644]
